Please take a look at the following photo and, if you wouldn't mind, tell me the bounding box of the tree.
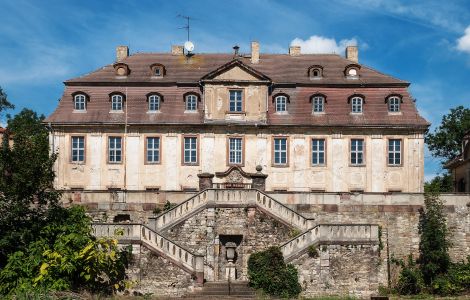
[417,192,451,286]
[0,86,14,113]
[425,106,470,162]
[424,173,453,193]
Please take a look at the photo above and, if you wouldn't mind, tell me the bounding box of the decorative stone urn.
[225,242,237,280]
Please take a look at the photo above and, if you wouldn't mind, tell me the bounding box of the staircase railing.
[280,224,379,262]
[92,223,204,282]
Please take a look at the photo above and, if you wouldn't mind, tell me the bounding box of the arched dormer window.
[273,93,289,113]
[310,93,327,113]
[150,63,166,78]
[113,63,130,77]
[184,92,200,111]
[109,92,125,111]
[308,65,323,79]
[72,92,89,111]
[147,92,163,112]
[348,94,365,113]
[344,64,361,79]
[385,94,403,112]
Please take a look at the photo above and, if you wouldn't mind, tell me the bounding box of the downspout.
[124,86,128,192]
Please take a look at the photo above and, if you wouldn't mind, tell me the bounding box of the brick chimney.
[171,45,184,56]
[345,46,358,63]
[116,46,129,62]
[289,45,301,56]
[251,41,259,64]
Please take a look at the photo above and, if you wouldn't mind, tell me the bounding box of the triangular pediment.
[201,59,271,82]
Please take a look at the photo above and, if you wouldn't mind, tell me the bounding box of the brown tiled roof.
[47,52,428,128]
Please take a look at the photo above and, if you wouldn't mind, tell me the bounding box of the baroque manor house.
[46,42,428,193]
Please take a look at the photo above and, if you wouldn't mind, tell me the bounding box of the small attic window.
[385,94,403,112]
[344,64,361,79]
[150,63,166,78]
[308,65,323,79]
[113,63,130,77]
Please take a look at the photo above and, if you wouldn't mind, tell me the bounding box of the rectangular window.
[350,139,364,165]
[229,90,243,112]
[273,138,288,166]
[312,96,324,113]
[311,139,325,165]
[71,136,85,162]
[351,97,363,113]
[228,137,243,165]
[388,139,401,165]
[146,137,161,163]
[183,136,198,164]
[108,136,122,163]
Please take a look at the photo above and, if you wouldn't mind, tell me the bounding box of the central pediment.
[201,59,271,82]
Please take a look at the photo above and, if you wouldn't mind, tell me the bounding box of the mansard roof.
[65,53,407,86]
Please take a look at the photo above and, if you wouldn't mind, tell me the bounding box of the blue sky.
[0,0,469,180]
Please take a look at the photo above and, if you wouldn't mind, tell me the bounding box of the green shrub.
[307,245,319,258]
[247,246,301,298]
[163,201,177,212]
[153,207,162,215]
[289,228,301,238]
[392,254,424,295]
[432,257,470,295]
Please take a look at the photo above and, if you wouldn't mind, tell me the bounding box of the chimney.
[171,45,184,56]
[116,46,129,62]
[251,41,259,64]
[345,45,358,63]
[289,45,301,56]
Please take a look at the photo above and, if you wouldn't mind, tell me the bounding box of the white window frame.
[229,90,243,112]
[148,95,160,111]
[146,137,160,163]
[74,94,86,111]
[108,136,122,163]
[388,96,400,112]
[183,136,198,164]
[351,96,363,113]
[311,139,325,165]
[186,95,197,111]
[350,139,364,165]
[275,95,287,112]
[388,139,401,166]
[111,95,123,111]
[71,136,85,163]
[228,137,243,165]
[312,96,325,113]
[273,138,288,166]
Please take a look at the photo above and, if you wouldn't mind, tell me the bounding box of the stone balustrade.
[92,223,204,283]
[280,224,379,262]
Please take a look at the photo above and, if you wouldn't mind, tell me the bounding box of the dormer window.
[73,93,87,111]
[150,63,165,78]
[310,94,326,113]
[274,94,288,113]
[113,63,130,77]
[147,93,163,112]
[350,96,364,113]
[386,95,402,112]
[345,64,361,79]
[109,93,125,111]
[308,65,323,79]
[185,94,198,111]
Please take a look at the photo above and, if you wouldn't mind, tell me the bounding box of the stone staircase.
[186,281,257,299]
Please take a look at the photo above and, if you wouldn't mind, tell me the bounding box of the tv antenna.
[177,14,193,42]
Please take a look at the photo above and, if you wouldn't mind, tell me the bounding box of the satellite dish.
[184,41,194,52]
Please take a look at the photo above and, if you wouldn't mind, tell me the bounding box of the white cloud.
[290,35,357,54]
[457,26,470,54]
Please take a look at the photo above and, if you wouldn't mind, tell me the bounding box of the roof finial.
[233,45,240,57]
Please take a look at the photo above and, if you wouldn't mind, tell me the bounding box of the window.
[388,96,400,112]
[108,137,122,163]
[312,96,325,113]
[146,137,161,163]
[348,68,357,76]
[148,95,160,111]
[74,94,86,110]
[350,139,364,165]
[111,94,123,111]
[275,95,287,112]
[186,94,197,111]
[150,64,165,78]
[351,96,363,113]
[155,67,162,77]
[308,65,323,79]
[312,69,320,77]
[183,136,198,164]
[228,137,243,165]
[273,138,288,166]
[71,136,85,162]
[312,139,325,165]
[388,139,401,166]
[229,90,243,112]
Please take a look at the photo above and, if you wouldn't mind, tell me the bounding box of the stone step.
[185,281,257,299]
